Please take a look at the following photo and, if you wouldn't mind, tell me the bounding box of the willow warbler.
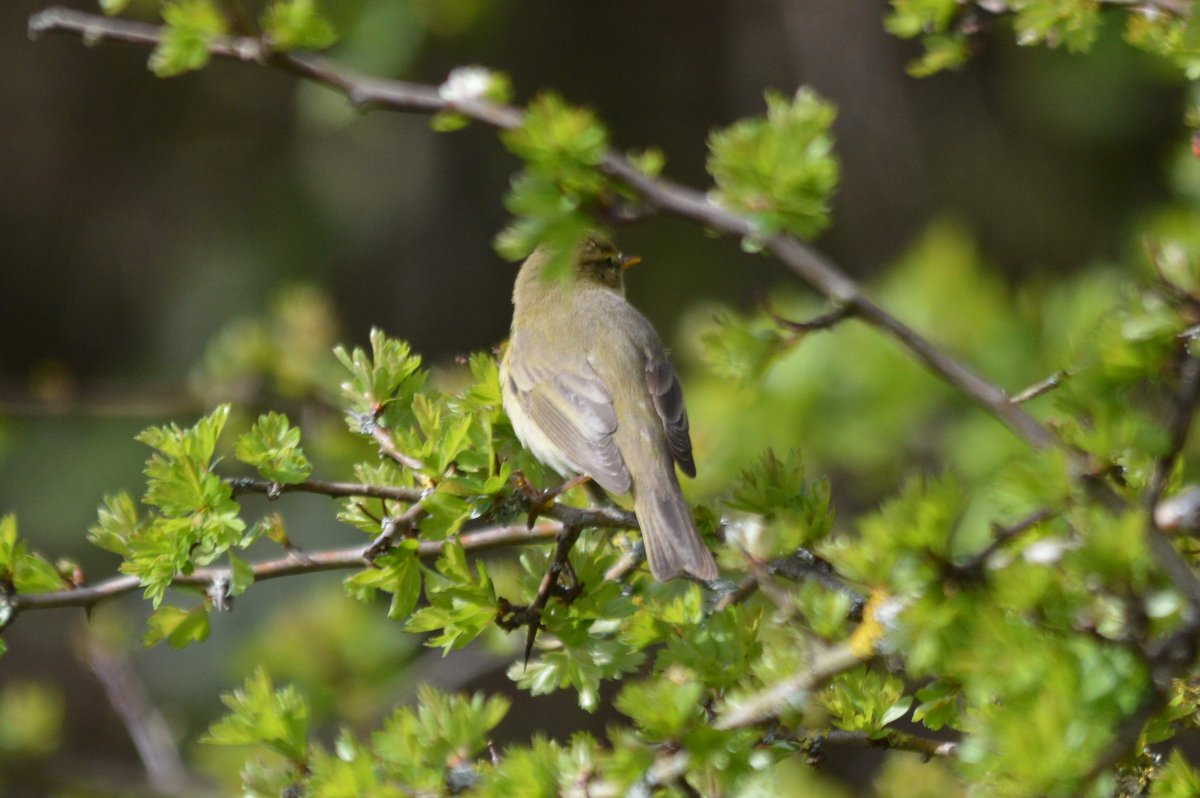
[500,232,718,581]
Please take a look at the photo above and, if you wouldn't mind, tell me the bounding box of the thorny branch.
[6,469,636,619]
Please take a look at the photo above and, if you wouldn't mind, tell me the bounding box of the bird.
[499,231,719,581]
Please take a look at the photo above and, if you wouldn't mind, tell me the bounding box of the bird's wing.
[646,352,696,477]
[506,350,633,494]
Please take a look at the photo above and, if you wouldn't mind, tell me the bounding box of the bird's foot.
[511,472,592,529]
[494,524,586,665]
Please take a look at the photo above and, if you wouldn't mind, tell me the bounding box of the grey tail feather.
[635,483,718,581]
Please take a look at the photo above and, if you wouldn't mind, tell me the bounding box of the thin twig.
[367,423,426,472]
[791,728,958,759]
[954,507,1056,576]
[765,303,855,335]
[228,476,424,503]
[1010,371,1067,405]
[602,542,644,583]
[364,499,428,561]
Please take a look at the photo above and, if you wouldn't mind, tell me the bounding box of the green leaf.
[822,666,912,737]
[884,0,959,38]
[262,0,337,52]
[371,686,509,790]
[149,0,228,78]
[655,605,761,690]
[334,329,426,429]
[88,493,139,557]
[234,412,313,484]
[228,553,255,597]
[344,549,423,620]
[496,93,609,269]
[1012,0,1101,53]
[143,604,211,649]
[99,0,131,16]
[707,87,839,241]
[501,93,608,178]
[12,554,65,594]
[912,679,961,731]
[405,541,496,652]
[512,638,645,712]
[615,678,706,741]
[0,515,21,577]
[431,110,470,132]
[1152,750,1200,798]
[203,668,309,764]
[906,33,971,77]
[136,404,230,465]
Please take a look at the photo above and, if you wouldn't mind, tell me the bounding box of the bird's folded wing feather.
[507,352,632,494]
[646,354,696,477]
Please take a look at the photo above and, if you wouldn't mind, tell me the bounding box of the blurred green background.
[0,0,1191,794]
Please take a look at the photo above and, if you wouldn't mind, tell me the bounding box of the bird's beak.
[620,254,641,271]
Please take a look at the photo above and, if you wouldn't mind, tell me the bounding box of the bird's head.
[574,232,640,292]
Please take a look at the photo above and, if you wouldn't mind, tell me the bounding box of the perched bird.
[500,232,719,581]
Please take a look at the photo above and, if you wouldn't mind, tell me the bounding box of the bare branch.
[0,380,203,419]
[8,522,562,614]
[953,507,1057,576]
[228,476,424,503]
[364,419,427,472]
[1010,371,1067,405]
[765,303,854,335]
[791,728,958,760]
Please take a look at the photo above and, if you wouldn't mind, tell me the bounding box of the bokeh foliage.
[9,0,1200,795]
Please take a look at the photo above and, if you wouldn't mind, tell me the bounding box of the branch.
[0,382,203,419]
[715,639,865,730]
[228,476,424,503]
[80,630,194,795]
[1010,371,1067,405]
[765,303,855,335]
[791,728,958,760]
[7,522,561,614]
[227,475,638,529]
[29,6,1067,464]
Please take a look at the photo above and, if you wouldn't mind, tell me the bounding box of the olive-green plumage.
[500,233,718,581]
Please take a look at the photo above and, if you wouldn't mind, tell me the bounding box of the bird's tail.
[634,473,718,581]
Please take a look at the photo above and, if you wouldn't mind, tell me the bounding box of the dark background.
[0,0,1188,793]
